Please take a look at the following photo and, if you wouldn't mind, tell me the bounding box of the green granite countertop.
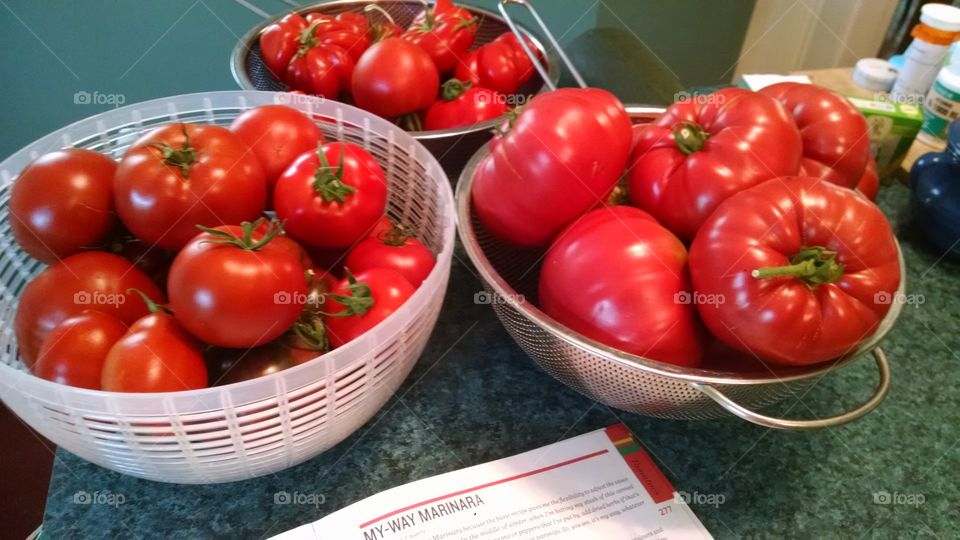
[40,183,960,538]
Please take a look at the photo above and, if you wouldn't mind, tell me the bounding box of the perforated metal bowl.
[456,105,902,430]
[230,0,560,178]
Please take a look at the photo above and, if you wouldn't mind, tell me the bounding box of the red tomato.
[285,44,354,98]
[113,123,267,250]
[351,38,440,119]
[424,80,508,130]
[452,49,480,86]
[9,148,116,263]
[32,311,127,390]
[492,32,540,86]
[167,220,308,348]
[628,88,802,241]
[324,269,415,348]
[857,154,879,201]
[274,142,388,248]
[205,340,319,386]
[403,4,477,73]
[345,225,435,286]
[471,88,632,247]
[230,105,325,193]
[689,177,901,366]
[366,215,395,240]
[14,251,164,365]
[760,82,870,188]
[304,12,372,62]
[539,206,702,367]
[476,42,522,95]
[101,306,207,393]
[259,13,308,78]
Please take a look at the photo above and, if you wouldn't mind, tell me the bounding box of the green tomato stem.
[751,246,845,286]
[672,121,708,155]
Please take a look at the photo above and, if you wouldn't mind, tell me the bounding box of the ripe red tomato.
[9,148,116,263]
[472,88,632,246]
[689,177,901,366]
[285,44,354,98]
[366,215,395,240]
[260,13,308,78]
[274,142,388,248]
[205,340,319,386]
[628,88,802,241]
[325,269,415,348]
[114,123,267,250]
[32,311,127,390]
[452,49,480,85]
[304,12,372,62]
[539,206,702,367]
[351,38,440,119]
[402,4,477,73]
[230,105,325,193]
[857,154,879,201]
[15,251,165,366]
[492,32,540,86]
[424,80,507,130]
[760,82,870,188]
[101,304,207,392]
[345,225,435,286]
[167,220,308,348]
[477,42,522,95]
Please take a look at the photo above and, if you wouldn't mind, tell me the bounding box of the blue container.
[910,119,960,258]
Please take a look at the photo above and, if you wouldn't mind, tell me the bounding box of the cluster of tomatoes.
[472,83,900,370]
[259,0,539,131]
[10,104,434,392]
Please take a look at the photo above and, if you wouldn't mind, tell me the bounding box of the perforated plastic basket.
[0,91,455,483]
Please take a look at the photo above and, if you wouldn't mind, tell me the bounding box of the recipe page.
[273,424,711,540]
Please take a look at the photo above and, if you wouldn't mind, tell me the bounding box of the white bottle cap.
[853,58,898,92]
[920,3,960,33]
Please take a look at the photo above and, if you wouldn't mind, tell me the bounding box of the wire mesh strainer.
[0,91,455,483]
[456,103,901,431]
[230,0,561,178]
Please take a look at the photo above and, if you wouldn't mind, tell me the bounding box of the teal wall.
[0,0,753,157]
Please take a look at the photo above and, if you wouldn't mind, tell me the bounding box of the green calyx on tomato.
[380,223,411,246]
[153,125,196,178]
[291,317,330,352]
[441,78,471,101]
[313,144,356,202]
[294,20,323,58]
[494,107,521,138]
[672,121,709,155]
[197,218,282,251]
[751,246,845,286]
[324,268,375,317]
[364,5,399,42]
[127,287,168,315]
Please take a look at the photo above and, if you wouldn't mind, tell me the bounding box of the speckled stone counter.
[41,183,960,539]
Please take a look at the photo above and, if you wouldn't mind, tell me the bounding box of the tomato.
[351,38,440,119]
[492,32,540,86]
[230,105,325,193]
[104,229,175,291]
[304,12,371,62]
[345,224,435,286]
[15,251,164,366]
[403,3,477,73]
[9,148,116,263]
[101,294,207,392]
[472,88,632,247]
[274,142,388,248]
[477,42,523,95]
[628,88,802,242]
[324,269,415,348]
[206,340,319,386]
[857,154,879,201]
[539,206,702,367]
[452,49,480,85]
[760,82,870,188]
[32,311,127,390]
[260,13,308,78]
[689,177,901,366]
[113,123,267,250]
[366,215,395,240]
[285,44,354,98]
[424,80,508,130]
[167,220,308,348]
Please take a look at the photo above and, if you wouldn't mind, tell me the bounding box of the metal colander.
[456,104,902,431]
[230,0,561,178]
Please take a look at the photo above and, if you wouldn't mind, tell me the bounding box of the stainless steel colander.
[456,104,902,431]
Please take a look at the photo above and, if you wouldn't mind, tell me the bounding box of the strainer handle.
[691,348,891,431]
[498,0,587,90]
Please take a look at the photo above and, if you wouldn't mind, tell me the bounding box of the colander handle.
[690,348,891,431]
[498,0,587,90]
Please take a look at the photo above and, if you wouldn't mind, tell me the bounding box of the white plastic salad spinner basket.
[0,91,455,484]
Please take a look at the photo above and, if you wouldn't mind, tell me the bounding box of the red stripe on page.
[623,448,675,504]
[358,449,610,529]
